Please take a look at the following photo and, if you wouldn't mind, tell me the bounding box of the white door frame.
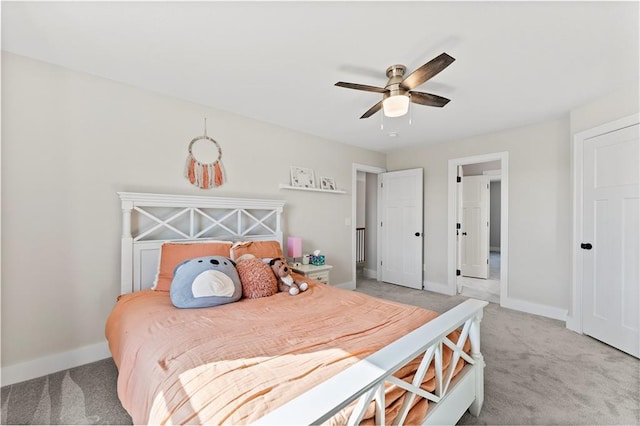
[447,152,509,301]
[351,163,387,289]
[567,113,639,333]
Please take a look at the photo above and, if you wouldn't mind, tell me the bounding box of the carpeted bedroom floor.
[2,279,639,425]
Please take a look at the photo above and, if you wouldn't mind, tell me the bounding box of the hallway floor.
[459,251,501,303]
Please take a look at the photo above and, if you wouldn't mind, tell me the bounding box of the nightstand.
[290,264,333,285]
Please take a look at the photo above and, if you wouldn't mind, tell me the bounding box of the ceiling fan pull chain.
[380,109,385,130]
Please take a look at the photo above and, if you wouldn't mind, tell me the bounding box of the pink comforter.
[106,281,463,424]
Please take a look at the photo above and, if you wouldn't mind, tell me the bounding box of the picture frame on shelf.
[290,166,315,188]
[320,176,336,191]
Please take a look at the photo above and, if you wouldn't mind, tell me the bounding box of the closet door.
[582,123,639,358]
[380,168,423,289]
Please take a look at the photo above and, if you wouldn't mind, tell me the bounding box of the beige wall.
[1,53,385,368]
[570,83,639,135]
[387,119,572,310]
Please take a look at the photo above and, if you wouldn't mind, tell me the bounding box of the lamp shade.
[287,236,302,258]
[383,95,410,117]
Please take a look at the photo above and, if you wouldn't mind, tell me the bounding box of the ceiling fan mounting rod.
[385,64,408,98]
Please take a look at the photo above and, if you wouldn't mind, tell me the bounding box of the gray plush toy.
[169,255,242,309]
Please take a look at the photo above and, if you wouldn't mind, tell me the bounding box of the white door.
[582,123,639,358]
[461,175,489,279]
[380,168,423,289]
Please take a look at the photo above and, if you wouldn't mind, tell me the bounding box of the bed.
[107,192,487,425]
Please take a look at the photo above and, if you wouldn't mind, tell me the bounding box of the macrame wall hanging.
[184,119,227,189]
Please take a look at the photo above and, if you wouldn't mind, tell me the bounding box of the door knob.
[462,232,467,236]
[581,243,593,250]
[415,232,421,237]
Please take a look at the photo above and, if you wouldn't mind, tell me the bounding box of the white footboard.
[255,298,488,425]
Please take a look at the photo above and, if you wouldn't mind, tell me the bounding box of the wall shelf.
[278,184,347,194]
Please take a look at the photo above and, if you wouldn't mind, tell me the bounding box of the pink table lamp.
[287,236,302,266]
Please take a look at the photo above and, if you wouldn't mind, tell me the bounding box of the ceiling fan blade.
[360,101,383,119]
[400,53,455,90]
[410,91,451,107]
[335,82,388,93]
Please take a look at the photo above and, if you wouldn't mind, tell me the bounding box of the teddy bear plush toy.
[268,257,308,296]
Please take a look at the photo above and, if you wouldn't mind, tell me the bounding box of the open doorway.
[355,170,380,282]
[457,161,501,303]
[447,152,509,305]
[351,163,386,289]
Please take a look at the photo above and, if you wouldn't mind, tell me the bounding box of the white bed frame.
[118,192,487,425]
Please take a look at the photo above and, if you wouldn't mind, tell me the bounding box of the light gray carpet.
[356,279,639,425]
[1,358,131,425]
[2,280,638,425]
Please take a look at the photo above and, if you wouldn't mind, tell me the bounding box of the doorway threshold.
[458,276,500,304]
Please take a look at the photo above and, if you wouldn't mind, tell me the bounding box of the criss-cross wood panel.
[118,192,285,294]
[255,299,487,425]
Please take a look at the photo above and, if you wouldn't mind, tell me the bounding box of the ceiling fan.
[335,52,455,119]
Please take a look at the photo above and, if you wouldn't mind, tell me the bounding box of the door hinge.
[456,269,461,276]
[456,223,461,229]
[381,182,383,188]
[380,221,383,227]
[487,259,489,264]
[457,176,462,183]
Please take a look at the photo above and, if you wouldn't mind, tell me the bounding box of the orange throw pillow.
[230,240,284,261]
[154,241,233,291]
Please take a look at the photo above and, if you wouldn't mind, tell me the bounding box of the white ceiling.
[2,1,638,152]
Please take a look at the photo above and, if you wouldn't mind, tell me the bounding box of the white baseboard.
[333,280,356,291]
[424,280,455,295]
[565,315,582,333]
[1,341,110,387]
[501,296,568,322]
[363,268,377,279]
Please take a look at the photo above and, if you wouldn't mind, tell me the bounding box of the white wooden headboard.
[118,192,285,294]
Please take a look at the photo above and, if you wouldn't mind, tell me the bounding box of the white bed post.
[121,199,134,295]
[467,310,484,416]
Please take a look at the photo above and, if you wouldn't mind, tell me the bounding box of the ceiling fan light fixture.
[382,94,410,117]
